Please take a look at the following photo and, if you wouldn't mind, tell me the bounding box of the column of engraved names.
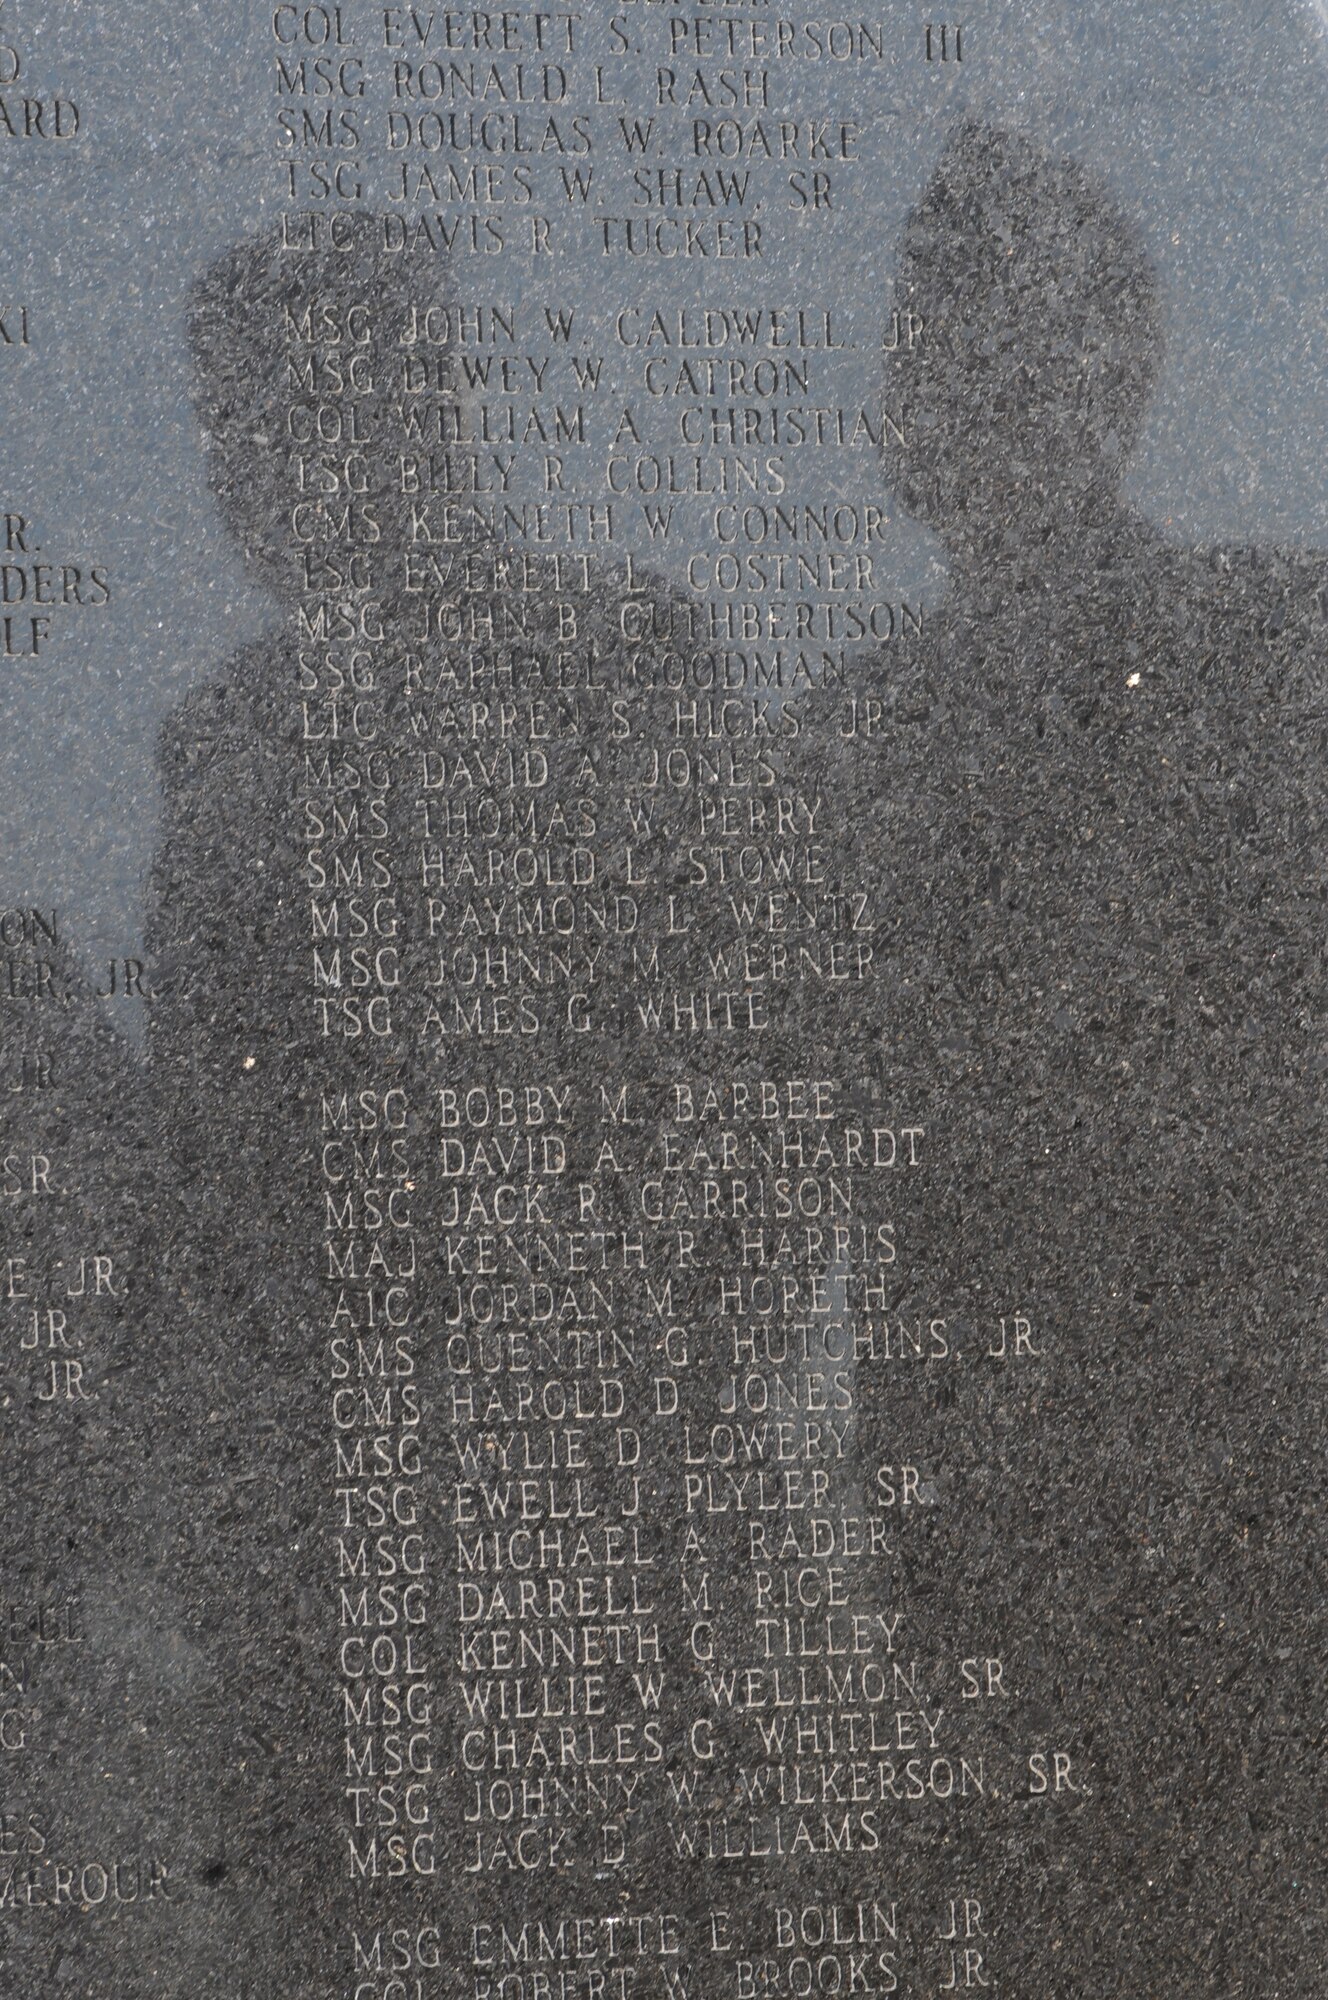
[264,10,1072,1999]
[279,270,442,1888]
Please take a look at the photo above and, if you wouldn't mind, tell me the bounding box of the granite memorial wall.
[1,3,1326,1995]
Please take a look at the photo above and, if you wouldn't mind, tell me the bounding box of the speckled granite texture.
[2,66,1325,2000]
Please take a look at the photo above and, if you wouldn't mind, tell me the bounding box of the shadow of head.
[886,121,1163,539]
[187,214,444,603]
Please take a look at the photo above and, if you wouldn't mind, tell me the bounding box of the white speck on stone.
[1126,672,1141,688]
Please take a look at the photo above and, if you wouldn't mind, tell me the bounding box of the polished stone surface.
[1,8,1326,1996]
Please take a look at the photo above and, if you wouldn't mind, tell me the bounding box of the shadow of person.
[884,117,1326,698]
[889,118,1162,586]
[152,211,695,1203]
[151,213,780,1110]
[847,119,1328,1994]
[150,215,427,1101]
[867,118,1327,1178]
